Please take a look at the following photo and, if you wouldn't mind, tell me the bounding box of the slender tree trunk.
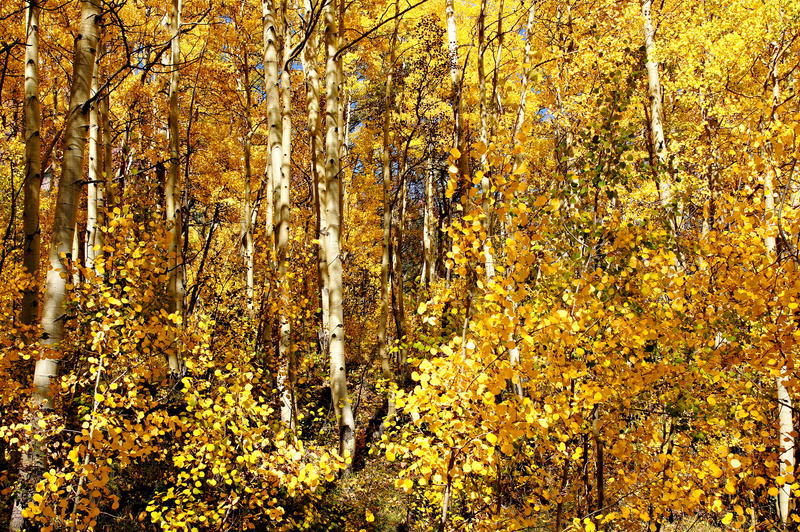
[188,204,219,316]
[301,1,329,357]
[276,0,294,428]
[378,0,400,421]
[239,63,255,318]
[422,156,436,287]
[477,0,495,281]
[21,0,42,329]
[11,2,45,525]
[165,0,183,374]
[511,0,536,168]
[641,0,671,208]
[324,0,355,460]
[71,221,81,287]
[100,80,111,220]
[392,179,407,369]
[38,0,101,405]
[261,0,281,370]
[504,0,537,399]
[489,0,504,138]
[445,0,464,173]
[766,43,794,527]
[85,57,101,271]
[15,3,101,529]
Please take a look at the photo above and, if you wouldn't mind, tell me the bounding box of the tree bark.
[378,0,400,421]
[445,0,465,175]
[21,0,42,329]
[641,0,671,208]
[15,2,102,529]
[37,0,101,407]
[422,157,436,287]
[85,55,101,271]
[324,0,355,461]
[301,0,329,358]
[392,178,407,369]
[239,62,255,318]
[165,0,184,374]
[766,43,793,526]
[11,2,45,525]
[276,0,294,428]
[477,0,495,281]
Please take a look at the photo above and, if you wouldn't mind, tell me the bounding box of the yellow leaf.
[365,510,375,522]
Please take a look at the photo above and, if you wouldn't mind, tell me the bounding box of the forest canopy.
[1,0,800,530]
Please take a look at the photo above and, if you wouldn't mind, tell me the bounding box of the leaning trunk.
[16,2,101,529]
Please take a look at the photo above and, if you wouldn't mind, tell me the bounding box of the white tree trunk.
[477,0,495,281]
[301,0,329,357]
[86,58,101,271]
[324,0,355,460]
[766,46,793,525]
[166,0,184,373]
[422,157,435,287]
[11,3,46,526]
[641,0,670,207]
[21,0,42,328]
[38,0,101,405]
[277,0,294,428]
[445,0,461,154]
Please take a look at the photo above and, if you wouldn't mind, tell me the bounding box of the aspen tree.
[21,0,42,328]
[301,0,330,355]
[263,0,281,242]
[445,0,464,174]
[421,157,435,286]
[100,77,111,216]
[392,178,407,367]
[166,0,183,373]
[324,0,355,460]
[11,3,45,524]
[85,57,101,270]
[37,0,101,409]
[14,2,102,529]
[71,221,80,287]
[377,0,400,420]
[239,62,255,317]
[511,0,537,168]
[477,0,496,280]
[276,0,294,427]
[489,0,504,139]
[505,0,537,399]
[766,40,793,527]
[641,0,671,209]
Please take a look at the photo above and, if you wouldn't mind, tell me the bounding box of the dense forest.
[1,0,800,529]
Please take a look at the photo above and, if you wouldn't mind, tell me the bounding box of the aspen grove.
[2,0,800,530]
